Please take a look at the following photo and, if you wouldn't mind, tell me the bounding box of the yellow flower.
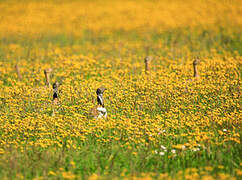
[62,171,76,179]
[0,148,5,154]
[48,171,56,176]
[204,166,213,171]
[88,173,99,180]
[236,169,242,176]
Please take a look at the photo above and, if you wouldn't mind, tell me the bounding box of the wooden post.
[144,56,152,73]
[193,58,199,78]
[44,68,52,88]
[15,64,22,80]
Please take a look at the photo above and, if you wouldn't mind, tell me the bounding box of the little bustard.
[52,82,59,105]
[51,82,59,116]
[89,87,107,119]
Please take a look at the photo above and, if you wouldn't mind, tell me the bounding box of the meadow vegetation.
[0,0,241,179]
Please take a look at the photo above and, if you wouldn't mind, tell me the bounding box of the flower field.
[0,0,241,179]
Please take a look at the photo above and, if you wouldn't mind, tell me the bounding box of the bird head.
[96,87,106,95]
[53,82,59,90]
[96,87,106,107]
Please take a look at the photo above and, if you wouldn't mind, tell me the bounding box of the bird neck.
[97,94,104,107]
[53,88,58,99]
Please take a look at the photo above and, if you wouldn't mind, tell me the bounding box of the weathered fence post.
[144,56,152,73]
[44,68,52,88]
[193,58,199,78]
[15,64,22,80]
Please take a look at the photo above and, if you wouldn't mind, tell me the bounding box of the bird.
[51,82,59,116]
[89,87,107,119]
[52,82,59,105]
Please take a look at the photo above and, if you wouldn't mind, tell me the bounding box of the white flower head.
[171,149,176,154]
[159,152,165,156]
[160,145,167,150]
[192,148,200,152]
[158,129,166,135]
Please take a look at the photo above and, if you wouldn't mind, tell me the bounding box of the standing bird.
[51,82,59,116]
[89,87,107,119]
[52,82,59,105]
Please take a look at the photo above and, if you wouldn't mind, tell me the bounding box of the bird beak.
[101,87,107,93]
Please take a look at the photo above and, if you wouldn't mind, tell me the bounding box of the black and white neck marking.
[96,87,106,107]
[97,94,104,107]
[53,82,59,100]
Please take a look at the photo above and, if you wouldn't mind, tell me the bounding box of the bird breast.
[89,105,107,119]
[97,107,106,113]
